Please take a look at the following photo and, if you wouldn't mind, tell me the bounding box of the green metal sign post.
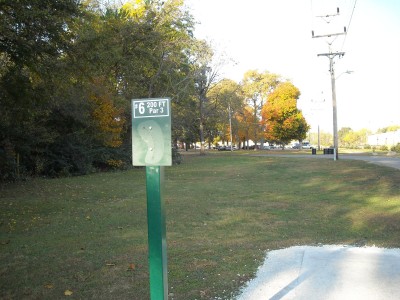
[146,166,168,300]
[132,98,171,300]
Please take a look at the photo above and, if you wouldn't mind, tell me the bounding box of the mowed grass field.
[1,152,400,299]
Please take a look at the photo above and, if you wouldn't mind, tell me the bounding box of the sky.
[184,0,400,133]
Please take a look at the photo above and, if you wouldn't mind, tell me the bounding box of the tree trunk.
[199,94,206,155]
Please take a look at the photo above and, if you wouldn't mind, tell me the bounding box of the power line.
[340,0,358,51]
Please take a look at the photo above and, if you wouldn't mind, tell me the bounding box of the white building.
[367,130,400,146]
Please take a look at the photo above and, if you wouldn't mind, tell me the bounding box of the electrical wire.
[340,0,358,51]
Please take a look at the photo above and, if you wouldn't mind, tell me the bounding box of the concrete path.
[237,245,400,300]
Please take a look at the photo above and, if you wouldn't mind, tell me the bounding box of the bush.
[379,145,389,151]
[391,143,400,153]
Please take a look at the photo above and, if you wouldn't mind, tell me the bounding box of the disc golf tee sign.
[132,98,172,300]
[132,98,171,166]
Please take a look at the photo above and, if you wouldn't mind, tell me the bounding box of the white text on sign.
[133,99,169,118]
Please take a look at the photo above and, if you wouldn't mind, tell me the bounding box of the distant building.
[367,130,400,146]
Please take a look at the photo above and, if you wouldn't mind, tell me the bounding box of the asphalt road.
[251,153,400,170]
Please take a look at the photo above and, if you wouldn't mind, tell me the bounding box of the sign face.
[133,99,169,118]
[132,98,172,166]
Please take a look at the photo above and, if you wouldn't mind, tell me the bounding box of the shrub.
[391,143,400,153]
[379,145,389,151]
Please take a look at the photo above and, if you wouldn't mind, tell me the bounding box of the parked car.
[242,145,251,150]
[217,145,237,151]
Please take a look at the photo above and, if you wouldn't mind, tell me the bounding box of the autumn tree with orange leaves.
[261,81,309,146]
[236,106,258,148]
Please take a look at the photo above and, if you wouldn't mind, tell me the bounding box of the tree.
[236,106,258,148]
[0,0,82,179]
[261,81,309,146]
[377,125,400,134]
[189,39,220,154]
[0,0,198,178]
[206,79,244,147]
[339,127,371,148]
[241,70,280,147]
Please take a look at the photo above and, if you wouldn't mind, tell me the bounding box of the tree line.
[0,0,309,180]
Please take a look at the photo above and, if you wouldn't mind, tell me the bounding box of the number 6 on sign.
[138,102,145,114]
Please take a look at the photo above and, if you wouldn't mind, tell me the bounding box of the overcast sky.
[184,0,400,132]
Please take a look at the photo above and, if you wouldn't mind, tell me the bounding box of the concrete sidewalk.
[237,245,400,300]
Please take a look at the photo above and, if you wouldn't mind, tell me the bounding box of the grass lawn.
[1,152,400,299]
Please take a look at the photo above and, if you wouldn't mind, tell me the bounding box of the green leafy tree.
[206,79,244,146]
[377,125,400,133]
[0,0,82,179]
[339,128,371,148]
[189,39,220,154]
[0,0,198,178]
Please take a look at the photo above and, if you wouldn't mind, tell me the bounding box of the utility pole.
[312,7,346,161]
[317,51,344,160]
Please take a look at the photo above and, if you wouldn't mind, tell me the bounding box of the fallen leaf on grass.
[44,284,54,289]
[128,263,135,270]
[106,263,115,266]
[64,289,73,296]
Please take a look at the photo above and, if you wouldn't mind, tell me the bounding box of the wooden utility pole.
[312,6,347,161]
[317,51,345,160]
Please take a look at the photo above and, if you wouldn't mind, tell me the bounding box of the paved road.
[251,153,400,170]
[338,154,400,170]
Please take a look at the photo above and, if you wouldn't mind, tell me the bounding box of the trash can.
[312,148,317,155]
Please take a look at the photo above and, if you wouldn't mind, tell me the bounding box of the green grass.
[1,153,400,299]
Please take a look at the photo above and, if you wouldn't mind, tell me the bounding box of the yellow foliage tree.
[261,81,309,145]
[89,78,125,148]
[121,0,146,21]
[236,105,258,147]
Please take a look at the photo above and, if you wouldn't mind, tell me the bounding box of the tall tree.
[241,70,280,147]
[189,39,220,154]
[236,105,258,149]
[0,0,82,179]
[261,81,309,146]
[0,0,198,178]
[206,79,244,147]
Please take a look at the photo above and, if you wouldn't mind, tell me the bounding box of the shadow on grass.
[1,154,399,299]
